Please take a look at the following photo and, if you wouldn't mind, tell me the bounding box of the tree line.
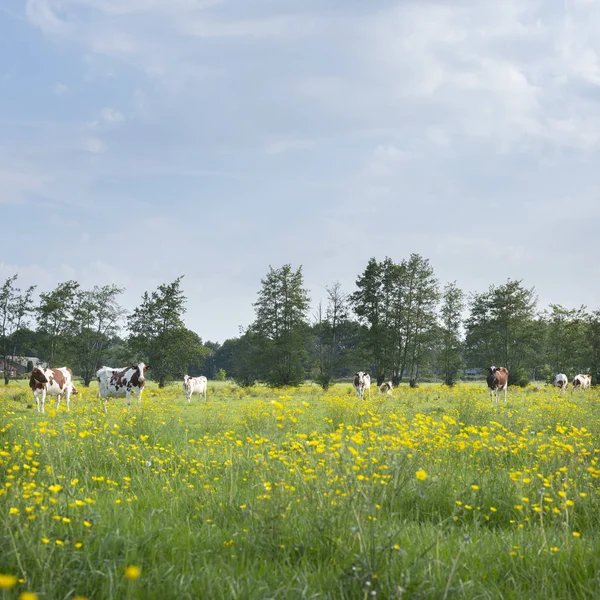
[2,255,600,388]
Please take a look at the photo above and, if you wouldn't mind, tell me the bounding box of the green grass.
[1,380,600,599]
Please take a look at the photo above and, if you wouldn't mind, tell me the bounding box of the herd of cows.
[27,363,208,413]
[23,364,595,414]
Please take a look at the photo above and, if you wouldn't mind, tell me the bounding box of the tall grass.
[1,381,600,598]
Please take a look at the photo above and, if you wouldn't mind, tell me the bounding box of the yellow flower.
[550,547,559,553]
[124,565,141,580]
[393,544,400,551]
[415,469,428,481]
[19,593,38,600]
[41,537,50,544]
[83,521,92,528]
[9,508,19,515]
[0,574,17,589]
[75,542,83,549]
[471,485,479,491]
[573,532,582,538]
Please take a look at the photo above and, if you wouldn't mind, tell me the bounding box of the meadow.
[1,380,600,599]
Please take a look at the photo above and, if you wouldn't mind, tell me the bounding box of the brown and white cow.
[183,375,207,403]
[487,366,509,402]
[29,367,76,412]
[378,381,393,395]
[553,373,568,393]
[353,371,371,399]
[572,373,592,391]
[96,363,151,414]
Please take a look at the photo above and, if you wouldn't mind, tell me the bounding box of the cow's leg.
[137,390,142,408]
[65,388,71,410]
[504,386,507,403]
[56,394,62,410]
[103,398,108,414]
[126,391,131,409]
[187,392,191,404]
[41,388,46,412]
[34,391,40,413]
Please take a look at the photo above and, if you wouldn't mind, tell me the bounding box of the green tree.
[465,280,538,385]
[0,275,36,384]
[314,282,352,389]
[69,285,126,386]
[36,280,80,367]
[251,264,310,387]
[128,276,207,387]
[349,258,392,384]
[542,305,588,377]
[439,282,465,386]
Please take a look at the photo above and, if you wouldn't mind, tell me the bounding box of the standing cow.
[353,372,371,399]
[487,366,509,402]
[183,375,207,403]
[96,363,151,414]
[554,373,568,393]
[572,374,592,391]
[29,367,76,412]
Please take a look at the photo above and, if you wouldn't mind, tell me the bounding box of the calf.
[378,381,393,395]
[29,367,75,412]
[183,375,208,403]
[553,373,568,393]
[353,371,371,399]
[96,363,151,414]
[572,373,592,391]
[487,366,509,402]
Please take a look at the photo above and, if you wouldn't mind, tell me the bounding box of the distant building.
[0,356,46,377]
[461,368,483,377]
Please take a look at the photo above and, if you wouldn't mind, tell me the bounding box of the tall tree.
[350,258,392,384]
[314,282,352,389]
[36,280,80,367]
[251,264,310,387]
[69,285,126,386]
[128,276,207,387]
[465,280,538,384]
[0,275,36,384]
[543,305,588,376]
[439,282,465,386]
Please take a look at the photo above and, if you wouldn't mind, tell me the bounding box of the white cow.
[353,371,371,399]
[183,375,208,403]
[96,363,151,414]
[554,373,568,393]
[378,381,393,395]
[572,374,592,391]
[29,367,76,412]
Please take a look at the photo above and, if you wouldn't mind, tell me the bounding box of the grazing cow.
[572,373,592,391]
[554,373,568,393]
[487,366,509,402]
[183,375,208,403]
[96,363,151,414]
[353,371,371,399]
[378,381,393,395]
[29,367,75,413]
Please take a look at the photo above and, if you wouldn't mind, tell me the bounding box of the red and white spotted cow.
[487,366,509,402]
[183,375,207,403]
[572,373,592,391]
[353,371,371,399]
[29,367,76,412]
[378,381,393,395]
[96,363,151,414]
[554,373,568,393]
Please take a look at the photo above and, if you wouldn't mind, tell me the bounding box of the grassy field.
[1,379,600,599]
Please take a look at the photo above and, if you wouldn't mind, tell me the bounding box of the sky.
[1,0,600,343]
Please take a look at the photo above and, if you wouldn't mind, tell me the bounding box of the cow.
[572,373,592,391]
[29,367,75,413]
[553,373,568,393]
[487,366,509,402]
[353,371,371,399]
[378,381,393,395]
[183,375,207,403]
[96,363,151,414]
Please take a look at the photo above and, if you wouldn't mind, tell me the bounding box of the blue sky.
[2,0,600,342]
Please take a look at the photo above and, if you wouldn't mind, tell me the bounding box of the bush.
[509,368,529,387]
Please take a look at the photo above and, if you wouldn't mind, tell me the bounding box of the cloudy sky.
[2,0,599,342]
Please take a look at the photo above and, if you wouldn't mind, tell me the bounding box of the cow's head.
[71,385,78,396]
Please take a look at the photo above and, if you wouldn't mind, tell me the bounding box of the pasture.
[1,380,600,599]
